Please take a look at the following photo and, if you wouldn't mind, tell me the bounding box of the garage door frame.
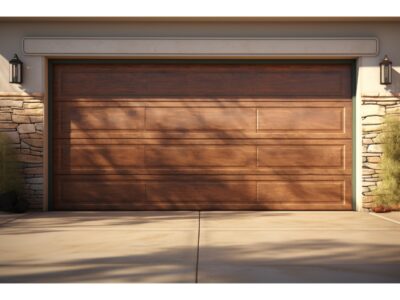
[47,59,357,211]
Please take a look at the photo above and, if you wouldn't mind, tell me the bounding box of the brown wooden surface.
[52,62,353,211]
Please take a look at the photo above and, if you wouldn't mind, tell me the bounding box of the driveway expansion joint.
[369,212,400,225]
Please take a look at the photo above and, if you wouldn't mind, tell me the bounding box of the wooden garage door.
[51,61,353,210]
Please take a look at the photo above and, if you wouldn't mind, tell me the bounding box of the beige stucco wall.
[0,20,399,94]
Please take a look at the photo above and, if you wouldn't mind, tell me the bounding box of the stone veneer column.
[0,94,44,209]
[362,95,400,209]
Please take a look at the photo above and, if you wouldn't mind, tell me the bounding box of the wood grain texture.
[54,63,352,99]
[52,62,353,211]
[145,107,256,131]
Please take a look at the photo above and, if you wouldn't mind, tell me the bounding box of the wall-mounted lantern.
[9,54,23,84]
[380,55,392,85]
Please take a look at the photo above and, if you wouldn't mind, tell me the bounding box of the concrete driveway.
[0,211,399,283]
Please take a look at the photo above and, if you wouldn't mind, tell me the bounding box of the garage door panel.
[258,106,346,132]
[146,182,257,204]
[258,181,346,203]
[55,168,351,176]
[54,144,145,172]
[54,180,146,205]
[55,102,350,139]
[257,144,347,168]
[55,104,145,134]
[53,176,351,210]
[54,141,350,174]
[54,64,351,99]
[62,131,352,139]
[145,107,256,131]
[145,145,257,167]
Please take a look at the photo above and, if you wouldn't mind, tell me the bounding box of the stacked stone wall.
[362,96,400,209]
[0,94,44,209]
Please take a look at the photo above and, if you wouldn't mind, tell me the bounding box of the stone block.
[0,123,18,129]
[35,123,44,132]
[363,168,375,175]
[23,102,43,109]
[364,177,379,182]
[12,114,31,123]
[367,144,382,153]
[362,124,382,132]
[30,116,43,123]
[0,100,23,108]
[30,184,43,191]
[0,113,11,121]
[18,124,36,134]
[21,141,29,149]
[26,177,43,184]
[13,108,43,116]
[361,104,385,117]
[30,146,43,152]
[28,133,42,139]
[369,185,377,191]
[364,163,381,170]
[376,101,397,105]
[19,149,30,154]
[30,150,42,156]
[17,154,43,163]
[363,139,373,144]
[363,152,380,157]
[23,167,43,175]
[23,138,43,148]
[364,133,378,138]
[3,131,20,143]
[23,99,41,103]
[367,156,381,163]
[364,191,375,195]
[386,106,400,114]
[362,116,384,125]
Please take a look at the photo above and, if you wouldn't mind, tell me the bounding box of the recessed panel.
[56,104,145,133]
[258,181,345,203]
[257,145,344,168]
[258,107,344,132]
[146,107,256,131]
[145,145,256,167]
[55,144,145,172]
[146,182,257,204]
[55,179,146,205]
[54,63,351,98]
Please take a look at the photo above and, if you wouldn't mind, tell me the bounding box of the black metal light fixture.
[9,54,23,84]
[380,55,392,85]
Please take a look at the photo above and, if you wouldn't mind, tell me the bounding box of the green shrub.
[373,116,400,207]
[0,133,22,195]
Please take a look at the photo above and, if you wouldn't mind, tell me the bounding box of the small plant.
[373,116,400,212]
[0,133,22,194]
[0,133,28,213]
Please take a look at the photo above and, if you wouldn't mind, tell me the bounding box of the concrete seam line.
[369,212,400,225]
[195,211,201,284]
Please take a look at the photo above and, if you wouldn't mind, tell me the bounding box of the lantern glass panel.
[9,54,23,84]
